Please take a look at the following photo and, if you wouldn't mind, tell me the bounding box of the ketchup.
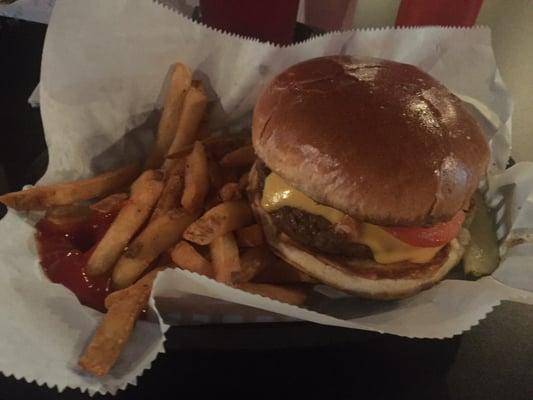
[35,210,118,312]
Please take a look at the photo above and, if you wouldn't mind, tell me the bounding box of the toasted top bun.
[252,56,489,226]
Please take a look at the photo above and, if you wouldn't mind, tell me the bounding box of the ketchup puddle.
[35,210,118,312]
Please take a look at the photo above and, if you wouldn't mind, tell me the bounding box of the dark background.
[0,17,532,400]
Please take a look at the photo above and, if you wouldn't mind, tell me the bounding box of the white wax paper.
[0,0,55,24]
[1,0,532,395]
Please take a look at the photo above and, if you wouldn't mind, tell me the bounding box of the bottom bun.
[248,163,470,300]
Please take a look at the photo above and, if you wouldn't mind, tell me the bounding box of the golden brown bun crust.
[252,56,489,226]
[248,163,468,300]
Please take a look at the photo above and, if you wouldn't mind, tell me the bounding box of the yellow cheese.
[261,173,442,264]
[358,223,443,264]
[261,173,346,224]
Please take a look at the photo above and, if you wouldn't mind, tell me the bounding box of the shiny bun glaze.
[252,56,489,226]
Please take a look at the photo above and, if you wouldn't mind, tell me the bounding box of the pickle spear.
[463,191,500,277]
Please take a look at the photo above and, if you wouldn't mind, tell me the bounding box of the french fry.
[218,182,242,202]
[183,200,253,245]
[253,257,317,284]
[181,141,210,213]
[165,155,188,178]
[151,174,183,221]
[219,145,255,167]
[207,158,225,189]
[236,224,264,247]
[234,283,307,306]
[90,193,129,214]
[104,267,162,310]
[79,269,160,376]
[166,134,248,161]
[44,204,91,225]
[203,133,250,160]
[86,170,164,276]
[0,163,140,211]
[238,172,249,191]
[195,121,211,141]
[112,209,196,288]
[163,82,208,171]
[165,137,244,180]
[171,240,213,277]
[209,233,240,284]
[164,145,194,161]
[145,63,192,169]
[232,246,272,284]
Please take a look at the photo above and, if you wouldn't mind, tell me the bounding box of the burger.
[248,56,489,300]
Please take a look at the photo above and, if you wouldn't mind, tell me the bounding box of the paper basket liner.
[1,0,532,394]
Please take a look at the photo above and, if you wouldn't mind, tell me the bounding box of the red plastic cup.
[199,0,300,45]
[395,0,483,27]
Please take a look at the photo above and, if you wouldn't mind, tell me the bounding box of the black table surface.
[1,17,532,400]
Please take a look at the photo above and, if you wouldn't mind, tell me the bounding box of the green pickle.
[463,191,500,277]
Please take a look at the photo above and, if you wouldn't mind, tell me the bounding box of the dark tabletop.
[0,16,532,400]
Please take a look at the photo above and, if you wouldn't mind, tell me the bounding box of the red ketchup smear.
[35,210,118,312]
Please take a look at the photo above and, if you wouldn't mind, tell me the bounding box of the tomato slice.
[384,211,465,248]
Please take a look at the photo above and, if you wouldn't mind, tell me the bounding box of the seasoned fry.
[234,283,307,306]
[165,155,188,178]
[145,63,192,169]
[209,233,240,284]
[163,82,208,171]
[219,145,255,167]
[219,182,242,202]
[90,193,129,214]
[104,267,162,310]
[44,204,91,225]
[236,224,264,247]
[464,191,500,277]
[86,170,164,276]
[238,172,249,190]
[166,134,248,161]
[151,175,183,221]
[232,246,271,283]
[195,121,211,141]
[0,163,140,211]
[181,141,210,213]
[112,209,196,288]
[203,133,250,160]
[183,200,253,245]
[171,240,213,277]
[79,269,159,376]
[207,158,225,189]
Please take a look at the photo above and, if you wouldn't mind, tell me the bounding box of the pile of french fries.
[0,63,312,377]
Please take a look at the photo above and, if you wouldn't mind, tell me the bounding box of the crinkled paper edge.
[7,1,514,395]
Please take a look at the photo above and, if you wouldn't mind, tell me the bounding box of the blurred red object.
[304,0,357,31]
[199,0,300,45]
[396,0,483,27]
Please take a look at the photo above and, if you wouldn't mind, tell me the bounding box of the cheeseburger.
[248,56,489,300]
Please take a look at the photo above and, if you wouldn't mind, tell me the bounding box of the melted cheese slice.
[261,173,442,264]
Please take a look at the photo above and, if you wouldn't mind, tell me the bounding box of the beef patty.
[256,162,373,259]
